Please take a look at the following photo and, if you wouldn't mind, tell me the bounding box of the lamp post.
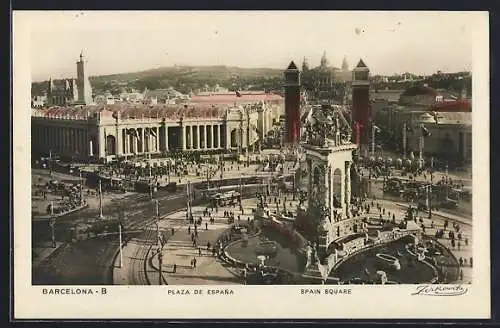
[402,123,407,159]
[49,149,53,176]
[49,201,56,248]
[426,184,432,219]
[79,171,84,206]
[98,179,103,219]
[148,152,153,200]
[118,222,123,268]
[371,124,376,156]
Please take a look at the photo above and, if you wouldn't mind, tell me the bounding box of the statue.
[304,105,353,147]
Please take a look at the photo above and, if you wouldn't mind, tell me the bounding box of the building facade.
[301,52,351,105]
[31,93,283,162]
[374,98,472,163]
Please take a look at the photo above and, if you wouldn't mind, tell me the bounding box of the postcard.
[13,10,490,319]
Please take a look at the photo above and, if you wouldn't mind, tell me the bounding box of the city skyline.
[23,11,477,82]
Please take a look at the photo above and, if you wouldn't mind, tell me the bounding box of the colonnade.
[184,123,225,150]
[32,124,90,158]
[120,126,161,156]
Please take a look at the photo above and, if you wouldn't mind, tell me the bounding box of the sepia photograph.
[13,10,490,319]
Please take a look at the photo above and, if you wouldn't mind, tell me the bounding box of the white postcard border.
[13,11,491,319]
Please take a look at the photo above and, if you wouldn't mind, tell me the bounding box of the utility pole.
[371,124,376,156]
[427,184,432,219]
[155,199,160,247]
[98,179,103,219]
[118,223,123,268]
[49,150,53,176]
[158,248,163,285]
[79,171,84,206]
[49,201,56,248]
[149,152,153,200]
[419,123,424,169]
[402,123,407,159]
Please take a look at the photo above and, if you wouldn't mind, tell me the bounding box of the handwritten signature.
[411,285,468,296]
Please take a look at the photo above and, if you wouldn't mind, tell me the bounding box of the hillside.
[32,65,284,97]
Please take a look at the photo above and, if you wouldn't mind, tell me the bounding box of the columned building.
[31,93,283,162]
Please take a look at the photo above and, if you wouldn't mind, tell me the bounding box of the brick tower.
[351,59,371,153]
[284,61,301,147]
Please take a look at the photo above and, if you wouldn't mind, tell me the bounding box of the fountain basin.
[375,253,401,270]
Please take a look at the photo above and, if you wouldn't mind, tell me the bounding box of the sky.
[17,11,481,82]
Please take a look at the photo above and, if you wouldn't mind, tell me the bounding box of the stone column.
[345,161,352,218]
[133,129,138,154]
[141,128,145,153]
[210,124,214,149]
[164,125,169,152]
[181,124,186,151]
[122,129,127,154]
[189,125,194,149]
[217,124,223,148]
[199,125,204,149]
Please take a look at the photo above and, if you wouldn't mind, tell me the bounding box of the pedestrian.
[171,228,174,235]
[459,269,463,281]
[190,258,194,268]
[205,222,208,230]
[470,257,473,267]
[173,263,177,273]
[207,242,211,250]
[199,247,202,256]
[193,257,197,268]
[459,257,463,266]
[465,238,469,246]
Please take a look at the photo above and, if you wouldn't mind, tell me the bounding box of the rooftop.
[190,92,283,104]
[32,103,228,120]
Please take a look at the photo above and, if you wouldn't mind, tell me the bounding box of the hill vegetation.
[31,65,471,98]
[31,65,284,97]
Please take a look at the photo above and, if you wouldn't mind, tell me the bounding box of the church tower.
[341,56,349,72]
[76,51,93,105]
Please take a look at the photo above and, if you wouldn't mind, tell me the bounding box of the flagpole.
[371,124,375,156]
[118,223,123,268]
[98,179,103,219]
[402,123,407,159]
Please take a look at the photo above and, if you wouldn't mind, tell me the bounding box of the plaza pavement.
[113,198,261,285]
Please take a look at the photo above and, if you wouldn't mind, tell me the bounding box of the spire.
[287,61,298,70]
[341,56,349,71]
[356,59,367,68]
[79,50,84,62]
[302,57,309,71]
[320,51,328,67]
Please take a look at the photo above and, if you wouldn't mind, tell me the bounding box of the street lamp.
[49,201,56,248]
[79,171,84,206]
[98,179,104,219]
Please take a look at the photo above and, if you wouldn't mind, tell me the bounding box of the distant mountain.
[32,65,285,97]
